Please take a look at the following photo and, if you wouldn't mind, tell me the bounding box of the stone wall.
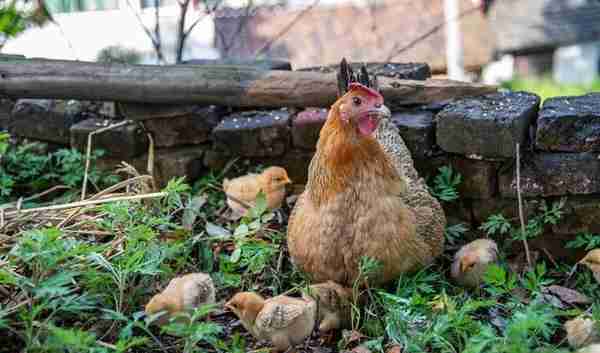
[4,62,600,260]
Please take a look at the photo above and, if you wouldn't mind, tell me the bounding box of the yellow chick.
[565,316,600,349]
[451,239,499,288]
[302,281,353,332]
[225,292,316,352]
[145,273,215,325]
[223,166,292,218]
[580,249,600,284]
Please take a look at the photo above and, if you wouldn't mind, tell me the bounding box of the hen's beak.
[373,103,391,119]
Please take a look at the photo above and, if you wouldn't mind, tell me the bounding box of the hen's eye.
[352,97,362,106]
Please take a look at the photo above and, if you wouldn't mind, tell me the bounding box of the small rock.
[153,146,207,187]
[536,94,600,152]
[442,199,472,225]
[203,149,231,171]
[142,105,225,148]
[291,108,328,150]
[413,154,451,181]
[0,98,14,130]
[449,156,499,199]
[95,146,207,187]
[256,149,314,185]
[471,198,540,224]
[436,91,540,158]
[70,118,148,158]
[551,197,600,235]
[9,99,91,145]
[499,152,600,198]
[391,110,435,159]
[213,109,291,157]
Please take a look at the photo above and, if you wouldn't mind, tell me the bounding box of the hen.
[287,60,445,285]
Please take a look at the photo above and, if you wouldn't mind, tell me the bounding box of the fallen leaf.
[351,346,372,353]
[540,292,567,309]
[205,222,231,238]
[543,285,592,305]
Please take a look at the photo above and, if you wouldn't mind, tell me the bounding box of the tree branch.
[384,4,481,62]
[181,0,224,45]
[153,0,164,63]
[253,0,319,57]
[175,0,191,63]
[125,0,165,63]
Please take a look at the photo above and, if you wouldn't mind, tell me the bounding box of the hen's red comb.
[348,82,382,100]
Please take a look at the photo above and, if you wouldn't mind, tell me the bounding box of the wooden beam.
[0,57,497,108]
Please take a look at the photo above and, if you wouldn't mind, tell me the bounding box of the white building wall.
[553,42,600,85]
[3,2,218,64]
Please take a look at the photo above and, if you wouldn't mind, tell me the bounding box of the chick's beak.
[284,176,292,184]
[460,260,470,273]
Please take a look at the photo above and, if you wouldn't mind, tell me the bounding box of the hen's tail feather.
[375,118,446,258]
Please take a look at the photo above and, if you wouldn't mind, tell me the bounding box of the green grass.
[502,76,600,102]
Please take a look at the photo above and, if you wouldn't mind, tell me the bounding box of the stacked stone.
[433,92,600,259]
[6,59,600,260]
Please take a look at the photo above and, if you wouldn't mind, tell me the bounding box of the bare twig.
[516,143,532,269]
[82,120,132,201]
[58,175,153,228]
[23,185,71,203]
[125,0,165,63]
[175,0,192,63]
[254,0,319,57]
[5,192,167,218]
[384,4,481,61]
[146,133,156,192]
[180,0,224,45]
[153,0,163,63]
[541,247,559,268]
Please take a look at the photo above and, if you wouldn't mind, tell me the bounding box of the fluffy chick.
[565,316,600,349]
[580,249,600,284]
[145,273,215,325]
[223,166,291,218]
[225,292,316,352]
[302,281,353,332]
[451,239,499,288]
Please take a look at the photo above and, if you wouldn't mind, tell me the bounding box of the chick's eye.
[352,97,362,106]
